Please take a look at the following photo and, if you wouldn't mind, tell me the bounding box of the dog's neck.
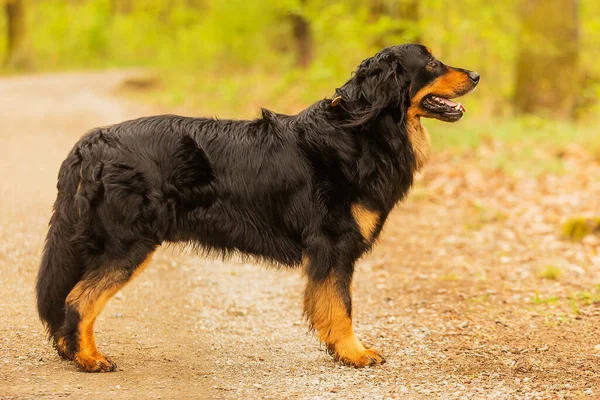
[405,112,431,172]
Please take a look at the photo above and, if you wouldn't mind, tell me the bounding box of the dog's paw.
[328,334,386,367]
[74,352,117,373]
[337,347,386,367]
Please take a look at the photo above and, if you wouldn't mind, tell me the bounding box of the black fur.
[36,44,478,367]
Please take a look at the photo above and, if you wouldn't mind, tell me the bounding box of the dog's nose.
[468,71,480,84]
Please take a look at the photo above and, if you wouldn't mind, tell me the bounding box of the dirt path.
[1,72,599,399]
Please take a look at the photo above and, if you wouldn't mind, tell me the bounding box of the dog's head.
[405,45,479,122]
[336,44,479,124]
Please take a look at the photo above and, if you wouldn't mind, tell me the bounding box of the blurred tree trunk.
[368,0,385,47]
[395,0,420,43]
[369,0,384,20]
[514,0,579,119]
[4,0,29,69]
[369,0,420,48]
[111,0,133,15]
[290,0,312,68]
[185,0,204,7]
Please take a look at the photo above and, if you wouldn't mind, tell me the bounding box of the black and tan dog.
[36,44,479,372]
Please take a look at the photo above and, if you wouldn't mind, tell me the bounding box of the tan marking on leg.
[66,271,125,372]
[66,251,155,372]
[130,250,156,280]
[55,336,72,360]
[351,204,380,241]
[304,270,384,367]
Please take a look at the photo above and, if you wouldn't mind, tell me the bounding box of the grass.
[428,116,600,176]
[470,293,491,303]
[530,285,600,319]
[570,298,580,315]
[439,273,459,281]
[561,217,600,242]
[537,265,562,280]
[567,287,600,318]
[464,202,509,231]
[532,291,560,305]
[570,286,600,305]
[430,116,600,153]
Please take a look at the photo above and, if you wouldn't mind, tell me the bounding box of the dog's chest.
[406,118,431,172]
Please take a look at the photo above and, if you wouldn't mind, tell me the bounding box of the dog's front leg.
[304,266,385,367]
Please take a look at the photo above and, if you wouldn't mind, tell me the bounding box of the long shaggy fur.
[36,44,479,371]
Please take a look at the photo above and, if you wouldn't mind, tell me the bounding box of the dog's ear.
[337,52,409,127]
[363,54,407,105]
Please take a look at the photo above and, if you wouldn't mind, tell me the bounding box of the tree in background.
[393,0,420,43]
[370,0,421,48]
[4,0,29,68]
[290,0,312,68]
[514,0,580,119]
[111,0,132,15]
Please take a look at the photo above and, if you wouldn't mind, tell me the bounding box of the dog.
[36,44,479,372]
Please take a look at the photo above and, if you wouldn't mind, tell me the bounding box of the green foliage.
[0,9,6,61]
[26,0,290,70]
[1,0,599,121]
[580,0,600,114]
[420,0,519,117]
[31,1,112,68]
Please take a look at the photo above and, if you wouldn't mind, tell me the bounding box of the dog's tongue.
[438,97,466,112]
[439,97,457,107]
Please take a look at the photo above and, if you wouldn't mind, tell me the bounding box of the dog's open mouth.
[421,95,466,122]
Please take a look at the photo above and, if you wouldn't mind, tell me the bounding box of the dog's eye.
[427,59,437,68]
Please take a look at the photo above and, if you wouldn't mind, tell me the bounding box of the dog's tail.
[36,150,85,338]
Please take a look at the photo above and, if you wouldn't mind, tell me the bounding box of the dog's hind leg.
[57,249,156,372]
[304,262,385,367]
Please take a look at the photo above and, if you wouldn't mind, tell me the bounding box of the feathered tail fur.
[36,151,84,338]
